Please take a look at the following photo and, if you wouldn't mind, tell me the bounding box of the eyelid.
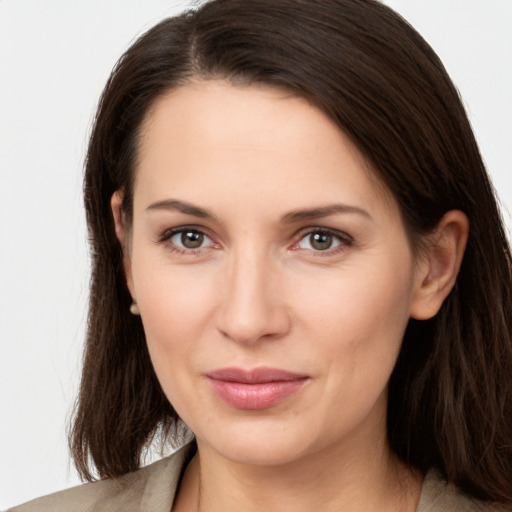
[290,226,354,254]
[155,224,353,256]
[156,225,219,253]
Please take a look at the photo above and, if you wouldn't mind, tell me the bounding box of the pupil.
[311,232,332,250]
[181,231,203,249]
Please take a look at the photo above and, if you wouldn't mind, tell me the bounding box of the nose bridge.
[217,240,289,344]
[231,243,270,310]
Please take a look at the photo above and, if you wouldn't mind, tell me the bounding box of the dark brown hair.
[72,0,512,503]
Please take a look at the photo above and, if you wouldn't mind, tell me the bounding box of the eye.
[295,229,352,253]
[171,229,208,249]
[158,227,216,253]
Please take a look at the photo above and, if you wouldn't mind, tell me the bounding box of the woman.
[12,0,512,510]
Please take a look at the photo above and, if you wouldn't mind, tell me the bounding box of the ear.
[111,191,136,300]
[410,210,469,320]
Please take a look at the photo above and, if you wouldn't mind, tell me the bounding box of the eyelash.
[157,226,217,255]
[292,227,354,256]
[156,226,354,256]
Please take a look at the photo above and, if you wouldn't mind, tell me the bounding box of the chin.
[193,417,320,467]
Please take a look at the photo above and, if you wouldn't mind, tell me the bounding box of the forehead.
[138,81,347,160]
[134,80,397,220]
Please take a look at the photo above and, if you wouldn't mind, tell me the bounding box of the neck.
[174,431,422,512]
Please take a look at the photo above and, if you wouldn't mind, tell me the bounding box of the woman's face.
[120,81,427,465]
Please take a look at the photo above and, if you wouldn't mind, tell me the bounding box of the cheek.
[130,250,218,368]
[134,270,214,417]
[299,254,415,384]
[300,259,413,340]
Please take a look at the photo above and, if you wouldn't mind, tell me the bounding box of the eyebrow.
[281,204,372,223]
[146,199,217,220]
[146,199,371,223]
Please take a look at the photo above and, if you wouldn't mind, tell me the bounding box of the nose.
[216,248,291,345]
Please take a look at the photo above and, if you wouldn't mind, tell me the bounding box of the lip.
[206,367,309,410]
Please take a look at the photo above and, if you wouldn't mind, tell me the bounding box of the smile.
[206,367,310,410]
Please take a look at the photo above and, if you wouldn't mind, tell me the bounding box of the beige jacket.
[10,443,506,511]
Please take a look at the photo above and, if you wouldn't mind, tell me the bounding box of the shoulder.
[417,470,511,512]
[9,443,193,512]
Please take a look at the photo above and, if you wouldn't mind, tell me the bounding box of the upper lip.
[206,367,309,384]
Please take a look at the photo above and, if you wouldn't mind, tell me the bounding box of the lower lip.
[207,378,308,410]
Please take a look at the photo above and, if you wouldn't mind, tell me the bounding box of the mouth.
[205,367,310,410]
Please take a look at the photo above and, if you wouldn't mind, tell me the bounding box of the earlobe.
[410,210,469,320]
[111,191,136,299]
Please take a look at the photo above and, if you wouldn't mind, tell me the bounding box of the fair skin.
[112,81,468,511]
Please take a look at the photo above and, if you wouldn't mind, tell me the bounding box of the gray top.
[10,443,508,511]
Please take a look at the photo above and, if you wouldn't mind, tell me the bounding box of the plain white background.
[1,1,511,508]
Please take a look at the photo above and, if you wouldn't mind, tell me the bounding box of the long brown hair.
[72,0,512,502]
